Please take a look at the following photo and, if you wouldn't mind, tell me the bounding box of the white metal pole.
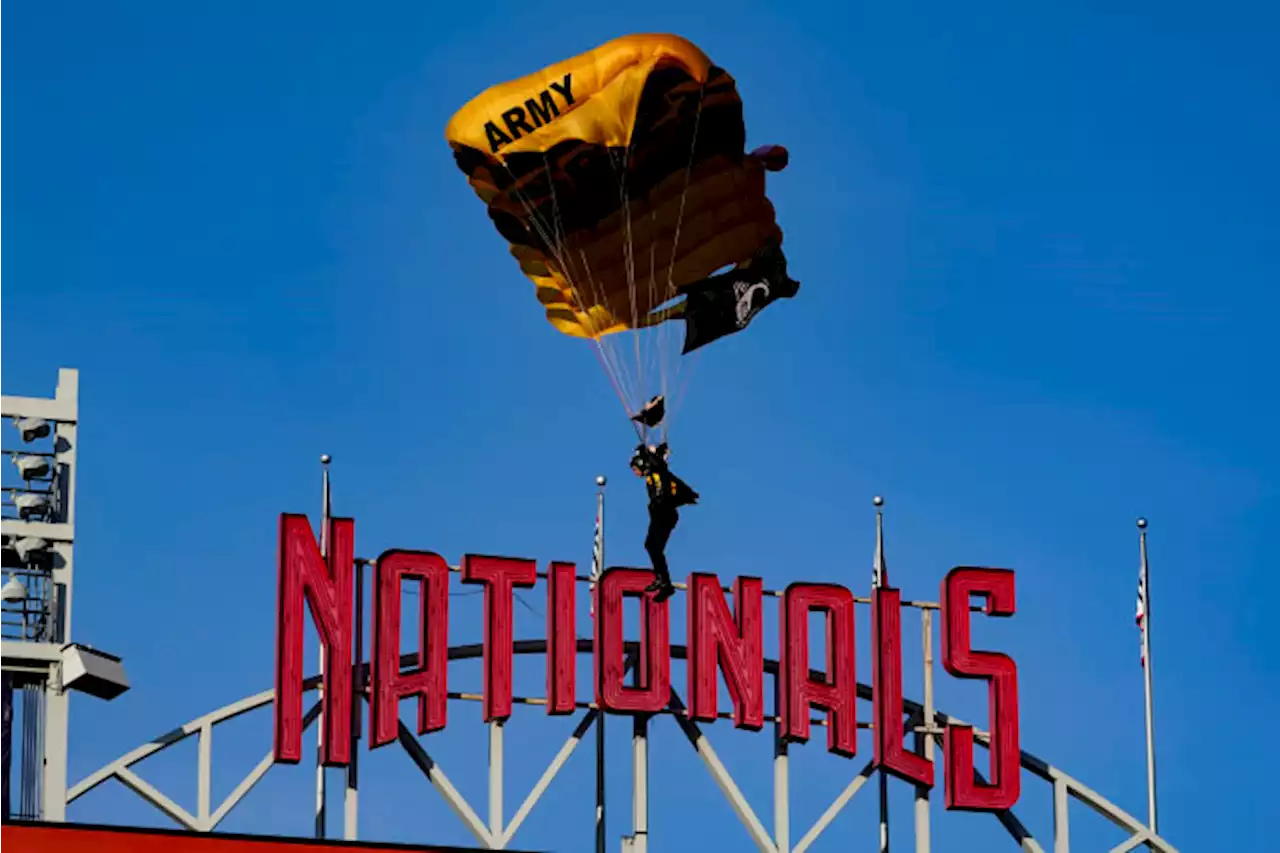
[774,713,790,853]
[873,497,889,853]
[631,605,648,853]
[345,557,363,840]
[490,719,505,843]
[315,454,332,839]
[39,375,78,821]
[913,610,933,853]
[632,715,649,853]
[1138,518,1158,833]
[593,475,608,853]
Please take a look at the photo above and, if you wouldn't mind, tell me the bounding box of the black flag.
[679,242,800,355]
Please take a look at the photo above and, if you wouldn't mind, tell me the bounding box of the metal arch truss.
[67,638,1179,853]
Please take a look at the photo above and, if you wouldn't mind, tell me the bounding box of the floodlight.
[13,492,51,520]
[13,418,51,443]
[13,537,49,564]
[60,644,130,700]
[13,455,51,481]
[1,575,27,603]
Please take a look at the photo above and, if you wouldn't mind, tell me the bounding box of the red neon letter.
[370,550,449,748]
[872,586,933,786]
[462,554,538,722]
[594,567,670,713]
[687,574,764,730]
[941,567,1019,811]
[547,561,577,715]
[779,583,857,756]
[274,513,353,765]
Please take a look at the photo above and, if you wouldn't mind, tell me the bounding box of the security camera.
[13,455,51,481]
[13,418,51,443]
[13,493,51,520]
[13,537,49,564]
[1,575,27,603]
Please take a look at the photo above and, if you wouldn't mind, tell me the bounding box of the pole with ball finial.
[593,473,608,853]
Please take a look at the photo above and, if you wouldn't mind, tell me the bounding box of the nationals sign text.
[271,514,1021,811]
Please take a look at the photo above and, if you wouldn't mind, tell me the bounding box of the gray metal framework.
[2,368,81,821]
[65,611,1180,853]
[3,383,1179,852]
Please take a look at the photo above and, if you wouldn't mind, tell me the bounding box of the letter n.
[779,583,857,756]
[370,550,450,748]
[941,567,1020,811]
[687,573,764,729]
[273,513,353,765]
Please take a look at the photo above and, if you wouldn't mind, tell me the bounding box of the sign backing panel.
[2,821,544,853]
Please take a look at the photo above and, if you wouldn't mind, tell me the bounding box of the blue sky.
[4,2,1276,850]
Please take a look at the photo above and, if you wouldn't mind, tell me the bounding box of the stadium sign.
[272,514,1020,812]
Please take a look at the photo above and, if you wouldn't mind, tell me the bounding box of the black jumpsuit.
[640,455,698,589]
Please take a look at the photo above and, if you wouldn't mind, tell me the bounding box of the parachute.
[446,33,798,439]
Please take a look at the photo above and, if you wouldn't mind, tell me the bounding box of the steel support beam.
[631,714,649,853]
[914,609,934,853]
[62,639,1188,853]
[668,691,776,853]
[490,720,505,846]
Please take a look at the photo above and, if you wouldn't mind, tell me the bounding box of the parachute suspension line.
[535,153,630,412]
[649,237,667,445]
[592,343,637,432]
[490,153,637,427]
[647,211,668,443]
[603,142,648,440]
[656,81,709,446]
[640,198,662,429]
[524,147,642,425]
[476,73,703,443]
[617,152,643,408]
[576,246,643,434]
[536,156,644,435]
[668,341,700,431]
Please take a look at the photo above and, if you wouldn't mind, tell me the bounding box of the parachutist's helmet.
[630,445,654,475]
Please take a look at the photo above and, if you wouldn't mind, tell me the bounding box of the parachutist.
[447,36,799,434]
[630,442,698,603]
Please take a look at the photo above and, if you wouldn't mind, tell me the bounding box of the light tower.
[2,368,129,822]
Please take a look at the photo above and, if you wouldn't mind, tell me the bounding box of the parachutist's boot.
[645,565,673,597]
[646,566,676,600]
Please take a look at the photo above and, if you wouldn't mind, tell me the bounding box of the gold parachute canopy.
[445,33,788,340]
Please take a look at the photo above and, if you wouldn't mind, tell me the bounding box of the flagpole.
[1137,517,1158,833]
[346,554,363,840]
[316,454,332,839]
[873,496,889,853]
[593,475,608,853]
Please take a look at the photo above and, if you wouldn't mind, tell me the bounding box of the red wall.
[2,821,541,853]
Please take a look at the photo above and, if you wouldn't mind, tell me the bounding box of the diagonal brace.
[667,690,777,853]
[397,720,495,847]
